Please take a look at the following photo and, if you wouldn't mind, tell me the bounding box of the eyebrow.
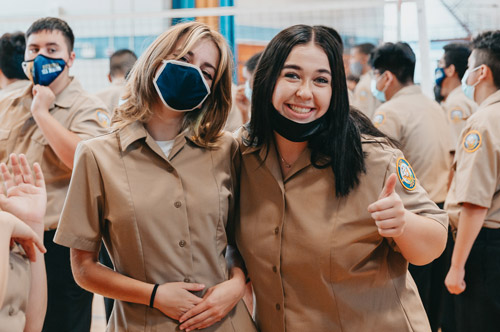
[283,64,331,75]
[186,51,217,73]
[28,42,60,48]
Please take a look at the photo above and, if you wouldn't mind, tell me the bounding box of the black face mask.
[434,84,444,103]
[270,109,326,142]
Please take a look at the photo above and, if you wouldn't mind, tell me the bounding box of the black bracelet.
[149,284,160,308]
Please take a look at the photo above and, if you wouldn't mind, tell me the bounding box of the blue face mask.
[435,67,446,87]
[349,61,363,78]
[22,54,66,86]
[153,60,211,112]
[244,80,252,101]
[371,77,386,103]
[461,66,481,101]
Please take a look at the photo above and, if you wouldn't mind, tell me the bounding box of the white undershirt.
[156,139,175,158]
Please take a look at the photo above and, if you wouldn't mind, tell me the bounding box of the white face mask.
[371,73,387,103]
[461,66,481,101]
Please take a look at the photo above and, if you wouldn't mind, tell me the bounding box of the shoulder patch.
[462,130,481,153]
[396,158,416,191]
[448,107,464,123]
[373,112,385,127]
[359,88,368,100]
[96,110,111,128]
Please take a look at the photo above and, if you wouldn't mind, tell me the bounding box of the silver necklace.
[280,155,292,168]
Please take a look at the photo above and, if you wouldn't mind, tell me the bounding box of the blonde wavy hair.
[112,21,233,148]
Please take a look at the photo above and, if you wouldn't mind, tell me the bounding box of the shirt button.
[276,304,281,310]
[8,306,15,316]
[166,166,174,173]
[274,227,279,235]
[184,277,190,283]
[179,240,186,247]
[272,266,278,273]
[174,201,182,208]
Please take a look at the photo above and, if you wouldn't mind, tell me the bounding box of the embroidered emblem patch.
[396,158,416,191]
[373,112,385,127]
[96,110,111,128]
[360,89,368,100]
[449,108,464,123]
[462,130,481,153]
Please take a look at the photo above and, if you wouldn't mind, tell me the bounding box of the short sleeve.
[384,149,449,250]
[69,102,111,140]
[454,125,497,208]
[53,141,104,252]
[372,107,403,142]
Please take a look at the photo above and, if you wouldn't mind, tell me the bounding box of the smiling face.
[272,42,332,123]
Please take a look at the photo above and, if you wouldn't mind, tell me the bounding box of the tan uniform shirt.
[95,80,126,114]
[441,86,477,149]
[0,80,31,102]
[372,85,452,203]
[0,78,111,230]
[54,122,256,332]
[352,72,381,119]
[445,90,500,230]
[0,246,30,332]
[236,130,447,332]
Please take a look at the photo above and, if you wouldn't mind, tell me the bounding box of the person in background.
[0,153,47,332]
[236,24,448,332]
[350,42,381,118]
[0,17,111,332]
[0,31,30,100]
[233,51,262,125]
[346,73,360,92]
[444,30,500,332]
[370,42,453,332]
[435,43,477,149]
[54,21,256,332]
[96,48,137,113]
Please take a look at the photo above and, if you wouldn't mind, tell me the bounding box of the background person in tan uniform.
[54,22,256,332]
[370,42,453,332]
[96,48,137,113]
[0,154,47,332]
[434,43,477,149]
[444,30,500,332]
[350,42,381,118]
[236,24,448,332]
[0,17,111,332]
[0,31,30,100]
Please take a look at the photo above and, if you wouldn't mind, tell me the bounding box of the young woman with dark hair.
[236,24,448,332]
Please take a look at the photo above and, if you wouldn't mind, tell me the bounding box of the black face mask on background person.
[434,84,444,103]
[270,109,326,142]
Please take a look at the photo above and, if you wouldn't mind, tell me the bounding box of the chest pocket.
[0,129,10,141]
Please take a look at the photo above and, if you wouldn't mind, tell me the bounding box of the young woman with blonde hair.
[54,22,256,332]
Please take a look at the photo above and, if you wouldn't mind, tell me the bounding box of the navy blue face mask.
[153,60,211,112]
[435,67,446,87]
[270,109,327,142]
[22,54,66,86]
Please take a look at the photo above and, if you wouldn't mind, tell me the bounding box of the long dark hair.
[247,24,371,197]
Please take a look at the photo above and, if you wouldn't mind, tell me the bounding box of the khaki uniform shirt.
[372,85,452,203]
[0,78,111,230]
[54,122,256,332]
[441,86,477,149]
[236,130,447,332]
[445,90,500,230]
[0,80,31,102]
[352,72,381,119]
[0,246,30,332]
[95,80,126,114]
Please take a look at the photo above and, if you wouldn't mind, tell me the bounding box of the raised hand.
[367,173,406,238]
[0,154,46,226]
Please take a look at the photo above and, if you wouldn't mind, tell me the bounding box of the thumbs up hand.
[367,173,406,238]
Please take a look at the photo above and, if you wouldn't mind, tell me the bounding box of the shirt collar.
[391,84,421,100]
[52,77,81,109]
[479,89,500,109]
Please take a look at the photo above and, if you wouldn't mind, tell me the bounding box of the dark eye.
[284,72,299,79]
[202,71,213,81]
[315,77,329,84]
[179,56,189,63]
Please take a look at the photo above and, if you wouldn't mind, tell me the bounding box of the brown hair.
[113,22,233,148]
